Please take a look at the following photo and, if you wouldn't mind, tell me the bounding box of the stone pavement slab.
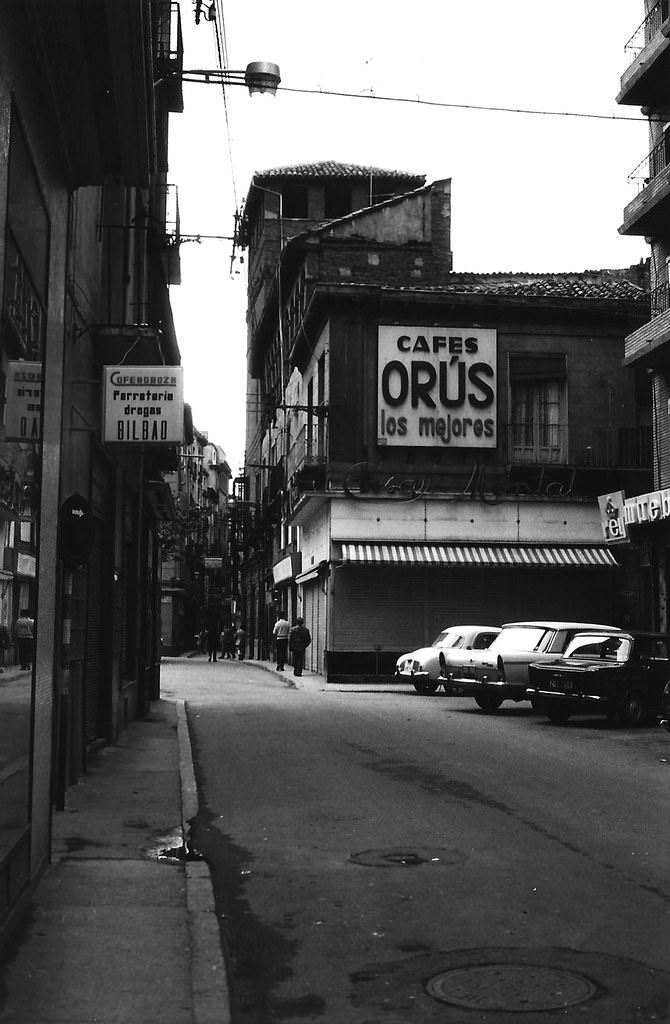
[0,698,229,1024]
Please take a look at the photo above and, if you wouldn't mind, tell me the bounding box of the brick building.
[237,162,651,680]
[603,0,670,630]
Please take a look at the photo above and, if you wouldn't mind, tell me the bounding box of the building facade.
[612,0,670,631]
[161,416,232,654]
[0,1,185,951]
[238,162,651,679]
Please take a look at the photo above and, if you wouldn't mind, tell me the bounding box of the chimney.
[430,178,453,272]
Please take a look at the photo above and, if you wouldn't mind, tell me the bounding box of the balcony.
[287,424,328,483]
[623,283,670,368]
[154,1,184,114]
[618,0,670,106]
[506,424,651,470]
[620,134,670,236]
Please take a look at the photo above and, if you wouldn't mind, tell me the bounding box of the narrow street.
[162,657,670,1023]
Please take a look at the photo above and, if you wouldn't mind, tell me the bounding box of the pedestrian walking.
[221,623,236,659]
[14,609,34,671]
[235,624,246,660]
[288,616,311,677]
[0,622,10,672]
[272,611,290,670]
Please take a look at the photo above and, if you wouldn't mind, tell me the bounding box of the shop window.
[0,110,47,920]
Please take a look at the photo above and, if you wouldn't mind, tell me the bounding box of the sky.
[167,1,649,476]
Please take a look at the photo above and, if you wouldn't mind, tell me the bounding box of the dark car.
[526,631,670,727]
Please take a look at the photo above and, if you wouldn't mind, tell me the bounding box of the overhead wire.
[277,84,655,124]
[211,0,239,210]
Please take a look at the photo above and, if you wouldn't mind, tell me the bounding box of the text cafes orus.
[377,326,497,448]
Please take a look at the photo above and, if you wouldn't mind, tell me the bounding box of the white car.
[395,625,501,695]
[441,620,622,711]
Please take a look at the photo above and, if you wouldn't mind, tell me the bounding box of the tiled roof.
[253,160,425,183]
[380,271,647,302]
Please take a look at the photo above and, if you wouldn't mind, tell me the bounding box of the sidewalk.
[0,698,229,1024]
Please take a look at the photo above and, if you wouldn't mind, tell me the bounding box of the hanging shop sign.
[102,366,184,444]
[598,486,670,544]
[377,326,497,448]
[5,361,42,441]
[597,490,629,544]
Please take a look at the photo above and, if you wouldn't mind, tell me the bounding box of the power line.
[278,84,653,124]
[211,1,239,209]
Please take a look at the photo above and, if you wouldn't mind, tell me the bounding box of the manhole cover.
[427,964,598,1012]
[350,847,464,868]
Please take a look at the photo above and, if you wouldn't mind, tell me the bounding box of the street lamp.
[180,62,281,96]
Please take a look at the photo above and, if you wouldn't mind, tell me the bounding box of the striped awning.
[339,543,619,569]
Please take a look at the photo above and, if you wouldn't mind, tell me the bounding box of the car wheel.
[474,692,504,712]
[545,705,571,725]
[611,691,649,728]
[413,679,439,695]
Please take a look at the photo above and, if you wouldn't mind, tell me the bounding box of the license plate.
[548,677,572,692]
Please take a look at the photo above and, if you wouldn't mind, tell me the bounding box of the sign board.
[377,327,497,448]
[597,491,628,544]
[102,366,184,444]
[5,361,42,441]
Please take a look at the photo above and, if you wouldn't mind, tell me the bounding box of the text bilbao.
[377,327,497,448]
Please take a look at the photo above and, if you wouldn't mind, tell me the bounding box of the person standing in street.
[221,623,236,659]
[272,611,290,671]
[288,616,311,677]
[235,624,246,660]
[206,623,219,662]
[14,609,35,671]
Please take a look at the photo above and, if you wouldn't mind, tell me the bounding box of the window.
[509,354,566,463]
[325,182,352,218]
[282,185,308,218]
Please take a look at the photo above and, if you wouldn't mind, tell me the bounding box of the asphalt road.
[161,657,670,1023]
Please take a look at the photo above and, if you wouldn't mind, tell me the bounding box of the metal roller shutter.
[300,579,326,675]
[332,565,618,655]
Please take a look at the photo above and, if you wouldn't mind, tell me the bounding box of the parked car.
[526,631,670,727]
[439,620,621,712]
[395,625,500,695]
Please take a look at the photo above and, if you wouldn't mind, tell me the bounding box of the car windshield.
[492,626,551,653]
[432,631,463,648]
[564,634,631,662]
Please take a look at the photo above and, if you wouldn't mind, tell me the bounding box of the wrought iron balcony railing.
[287,423,328,479]
[506,424,651,469]
[624,0,669,64]
[154,1,183,76]
[627,135,669,194]
[650,281,670,318]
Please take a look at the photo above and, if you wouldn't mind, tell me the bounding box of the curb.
[176,700,232,1024]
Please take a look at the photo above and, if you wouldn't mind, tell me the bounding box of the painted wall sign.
[5,361,42,441]
[377,326,497,448]
[102,366,184,444]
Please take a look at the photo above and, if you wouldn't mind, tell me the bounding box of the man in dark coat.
[288,617,311,677]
